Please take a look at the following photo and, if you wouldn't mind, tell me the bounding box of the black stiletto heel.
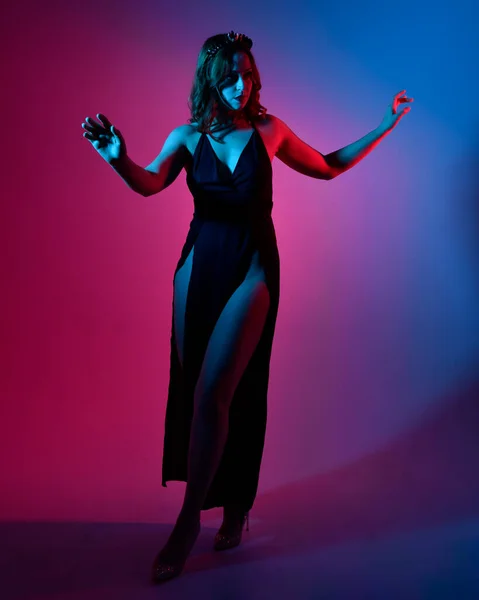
[151,518,201,583]
[213,510,250,551]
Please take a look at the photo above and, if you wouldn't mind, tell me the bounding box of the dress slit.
[161,119,280,512]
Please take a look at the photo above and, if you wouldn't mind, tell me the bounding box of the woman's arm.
[272,90,413,180]
[324,125,390,179]
[110,125,189,197]
[109,154,164,196]
[274,114,389,181]
[273,115,333,180]
[325,90,413,178]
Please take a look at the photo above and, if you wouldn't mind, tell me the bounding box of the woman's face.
[218,51,254,111]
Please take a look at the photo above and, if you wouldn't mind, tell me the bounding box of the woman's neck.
[212,109,252,130]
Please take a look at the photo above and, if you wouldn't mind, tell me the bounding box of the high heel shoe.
[151,517,201,583]
[213,510,249,551]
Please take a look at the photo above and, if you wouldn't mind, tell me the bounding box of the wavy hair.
[187,33,267,140]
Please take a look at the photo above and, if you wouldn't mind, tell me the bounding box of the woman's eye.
[223,72,252,85]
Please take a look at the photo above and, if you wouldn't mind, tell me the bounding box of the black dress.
[161,118,280,513]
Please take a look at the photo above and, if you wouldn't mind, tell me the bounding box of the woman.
[81,31,413,583]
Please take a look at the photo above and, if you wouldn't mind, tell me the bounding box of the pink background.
[2,0,479,524]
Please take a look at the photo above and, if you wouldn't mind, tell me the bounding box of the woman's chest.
[184,118,279,176]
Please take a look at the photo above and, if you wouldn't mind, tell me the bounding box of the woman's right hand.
[82,113,127,163]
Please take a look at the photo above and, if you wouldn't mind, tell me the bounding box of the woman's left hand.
[379,90,414,134]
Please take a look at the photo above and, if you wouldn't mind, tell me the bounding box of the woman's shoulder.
[252,113,273,127]
[260,113,282,127]
[183,121,200,141]
[166,122,197,147]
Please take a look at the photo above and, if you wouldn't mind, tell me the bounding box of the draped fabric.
[161,119,280,512]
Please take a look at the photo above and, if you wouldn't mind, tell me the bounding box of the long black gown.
[161,118,280,513]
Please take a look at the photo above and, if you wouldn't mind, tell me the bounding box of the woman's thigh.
[173,248,265,370]
[194,255,270,413]
[173,245,195,369]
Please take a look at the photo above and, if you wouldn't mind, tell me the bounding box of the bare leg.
[157,268,270,566]
[153,402,229,566]
[179,275,270,521]
[179,401,230,519]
